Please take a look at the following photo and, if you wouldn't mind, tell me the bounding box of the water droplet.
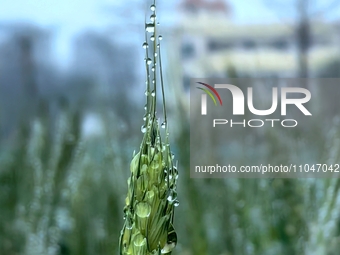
[134,233,147,247]
[141,125,147,133]
[142,42,148,49]
[158,35,163,40]
[145,90,149,96]
[154,52,158,57]
[146,58,152,65]
[167,189,177,202]
[161,121,166,128]
[151,90,155,97]
[126,215,133,229]
[152,79,155,84]
[171,153,175,160]
[150,35,155,41]
[173,166,179,179]
[151,161,160,169]
[150,14,156,22]
[150,4,156,11]
[157,43,160,48]
[145,23,155,33]
[174,200,180,207]
[136,202,151,218]
[151,67,155,72]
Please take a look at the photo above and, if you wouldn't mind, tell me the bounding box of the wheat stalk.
[119,1,179,254]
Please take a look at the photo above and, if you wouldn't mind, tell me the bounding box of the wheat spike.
[119,1,179,254]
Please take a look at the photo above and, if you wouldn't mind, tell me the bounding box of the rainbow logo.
[196,82,223,106]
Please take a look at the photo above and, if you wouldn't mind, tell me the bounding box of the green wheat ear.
[119,1,179,255]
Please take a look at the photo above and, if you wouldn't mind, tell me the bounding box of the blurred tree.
[264,0,340,82]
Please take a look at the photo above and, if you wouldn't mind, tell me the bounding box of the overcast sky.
[0,0,339,66]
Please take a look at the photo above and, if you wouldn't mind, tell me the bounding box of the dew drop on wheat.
[150,4,156,11]
[151,67,155,72]
[141,125,147,133]
[154,52,158,57]
[145,23,155,33]
[167,189,177,202]
[173,166,178,173]
[150,35,155,41]
[157,43,160,48]
[161,121,166,128]
[151,90,155,97]
[136,202,151,218]
[150,14,156,22]
[174,200,180,207]
[126,215,133,229]
[142,42,148,49]
[158,35,163,40]
[146,58,152,65]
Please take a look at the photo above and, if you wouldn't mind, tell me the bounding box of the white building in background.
[167,0,340,89]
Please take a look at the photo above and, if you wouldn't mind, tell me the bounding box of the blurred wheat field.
[1,85,340,255]
[1,0,340,255]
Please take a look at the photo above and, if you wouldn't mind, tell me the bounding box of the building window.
[207,40,233,51]
[183,75,191,91]
[242,39,256,50]
[181,43,195,59]
[270,39,289,50]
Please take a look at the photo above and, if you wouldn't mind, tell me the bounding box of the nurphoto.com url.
[195,163,340,175]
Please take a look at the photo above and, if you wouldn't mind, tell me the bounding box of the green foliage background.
[1,82,340,255]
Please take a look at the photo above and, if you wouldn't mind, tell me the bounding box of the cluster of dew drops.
[140,3,179,208]
[141,3,166,135]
